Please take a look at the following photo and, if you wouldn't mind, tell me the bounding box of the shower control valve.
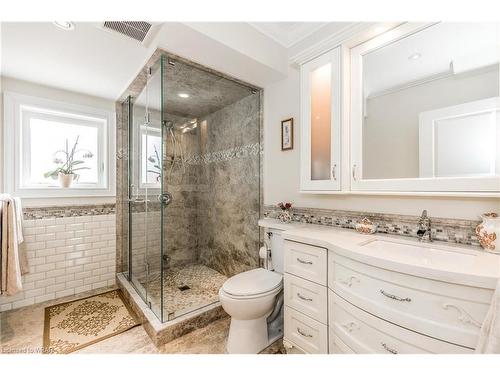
[158,192,173,206]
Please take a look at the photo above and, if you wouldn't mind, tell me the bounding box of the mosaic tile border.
[185,143,261,165]
[116,143,260,172]
[263,205,482,247]
[23,204,116,220]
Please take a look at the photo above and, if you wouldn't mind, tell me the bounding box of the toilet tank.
[265,228,284,274]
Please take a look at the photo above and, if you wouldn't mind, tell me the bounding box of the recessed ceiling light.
[408,53,422,61]
[53,21,75,31]
[178,93,190,98]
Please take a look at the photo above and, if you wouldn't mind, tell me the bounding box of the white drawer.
[284,273,328,324]
[330,291,472,354]
[284,240,327,285]
[329,330,355,354]
[330,253,492,348]
[283,339,307,354]
[284,306,328,354]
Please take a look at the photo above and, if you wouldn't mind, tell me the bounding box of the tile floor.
[139,264,228,320]
[0,287,284,354]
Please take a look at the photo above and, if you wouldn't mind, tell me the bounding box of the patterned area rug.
[43,290,140,354]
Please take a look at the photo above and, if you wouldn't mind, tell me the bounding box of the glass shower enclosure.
[122,54,261,322]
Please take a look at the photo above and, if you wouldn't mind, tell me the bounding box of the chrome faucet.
[416,210,432,242]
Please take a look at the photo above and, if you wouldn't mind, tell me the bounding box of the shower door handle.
[158,192,173,206]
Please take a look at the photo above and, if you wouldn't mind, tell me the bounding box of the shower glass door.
[128,58,164,320]
[126,53,261,324]
[160,55,260,321]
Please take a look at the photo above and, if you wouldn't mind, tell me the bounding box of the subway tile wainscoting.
[0,205,116,312]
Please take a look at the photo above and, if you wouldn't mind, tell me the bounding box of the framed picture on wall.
[281,118,294,151]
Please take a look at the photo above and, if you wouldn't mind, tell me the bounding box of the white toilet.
[219,228,284,354]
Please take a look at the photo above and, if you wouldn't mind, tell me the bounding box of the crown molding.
[289,22,377,66]
[248,22,329,48]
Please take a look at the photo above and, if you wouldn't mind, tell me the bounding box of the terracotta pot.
[475,212,500,254]
[58,172,75,188]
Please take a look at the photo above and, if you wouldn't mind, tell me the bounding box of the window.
[3,92,115,198]
[140,126,162,187]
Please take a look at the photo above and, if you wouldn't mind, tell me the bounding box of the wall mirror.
[350,22,500,192]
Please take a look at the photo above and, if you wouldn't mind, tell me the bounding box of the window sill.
[21,195,116,208]
[13,188,115,199]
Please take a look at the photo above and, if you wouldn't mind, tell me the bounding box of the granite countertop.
[258,218,500,289]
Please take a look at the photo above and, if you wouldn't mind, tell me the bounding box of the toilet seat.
[221,268,282,299]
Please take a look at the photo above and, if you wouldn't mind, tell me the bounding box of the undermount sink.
[358,238,478,268]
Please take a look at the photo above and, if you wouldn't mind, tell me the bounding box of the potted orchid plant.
[44,136,94,188]
[277,202,293,223]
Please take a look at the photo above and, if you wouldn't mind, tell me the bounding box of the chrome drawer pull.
[380,289,411,302]
[297,328,313,338]
[381,342,398,354]
[297,293,313,302]
[296,258,313,265]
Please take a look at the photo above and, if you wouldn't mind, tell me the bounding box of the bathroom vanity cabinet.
[268,220,499,354]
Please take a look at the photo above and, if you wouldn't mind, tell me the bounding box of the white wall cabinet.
[300,47,342,192]
[349,22,500,193]
[297,22,500,196]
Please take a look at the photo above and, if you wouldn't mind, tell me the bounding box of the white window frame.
[350,22,500,192]
[3,92,116,198]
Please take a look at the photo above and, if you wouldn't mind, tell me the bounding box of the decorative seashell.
[355,217,377,235]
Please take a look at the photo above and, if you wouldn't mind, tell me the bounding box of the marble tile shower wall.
[0,213,116,312]
[115,49,263,283]
[264,205,482,247]
[197,94,261,277]
[162,119,203,270]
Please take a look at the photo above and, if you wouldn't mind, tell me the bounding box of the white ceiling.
[1,22,154,101]
[363,23,500,96]
[248,22,329,48]
[1,21,353,101]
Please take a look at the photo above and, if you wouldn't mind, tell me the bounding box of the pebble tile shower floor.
[139,264,228,320]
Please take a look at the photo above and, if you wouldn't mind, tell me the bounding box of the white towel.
[0,194,28,296]
[475,278,500,353]
[12,197,24,244]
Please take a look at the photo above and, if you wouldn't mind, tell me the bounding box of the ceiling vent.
[102,21,154,43]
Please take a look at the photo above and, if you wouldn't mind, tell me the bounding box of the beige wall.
[263,67,500,221]
[363,68,499,179]
[0,76,116,206]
